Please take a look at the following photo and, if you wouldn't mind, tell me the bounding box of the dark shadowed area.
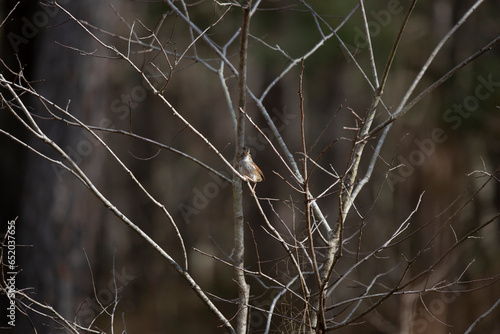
[1,1,499,333]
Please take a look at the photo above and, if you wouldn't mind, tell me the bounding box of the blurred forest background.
[1,0,500,333]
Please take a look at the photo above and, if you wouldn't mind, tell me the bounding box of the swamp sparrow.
[239,146,264,187]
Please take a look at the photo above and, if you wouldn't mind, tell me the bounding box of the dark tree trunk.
[16,1,111,332]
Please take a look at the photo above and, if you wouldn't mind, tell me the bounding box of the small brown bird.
[239,146,264,189]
